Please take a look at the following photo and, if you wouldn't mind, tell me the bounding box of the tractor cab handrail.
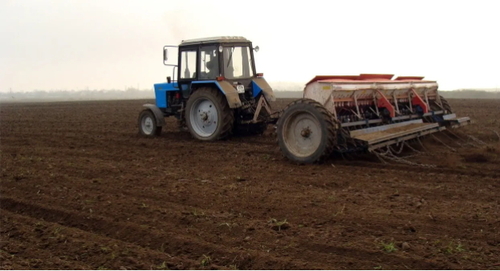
[165,65,178,84]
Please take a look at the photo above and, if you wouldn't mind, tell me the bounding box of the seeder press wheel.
[276,99,337,164]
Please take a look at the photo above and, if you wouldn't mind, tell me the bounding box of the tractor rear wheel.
[185,87,234,141]
[276,99,337,164]
[138,109,162,137]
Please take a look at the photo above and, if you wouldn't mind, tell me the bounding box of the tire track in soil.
[336,160,500,179]
[0,235,81,270]
[2,196,469,270]
[3,144,498,243]
[296,242,459,270]
[0,197,322,269]
[4,171,498,269]
[6,174,496,242]
[2,178,388,268]
[2,144,496,217]
[0,209,209,270]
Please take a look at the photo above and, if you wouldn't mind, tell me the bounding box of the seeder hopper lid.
[306,74,434,86]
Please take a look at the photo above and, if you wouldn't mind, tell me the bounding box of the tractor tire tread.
[186,87,234,140]
[138,109,162,137]
[276,98,337,164]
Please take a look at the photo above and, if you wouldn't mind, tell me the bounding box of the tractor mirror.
[254,46,260,52]
[163,46,168,63]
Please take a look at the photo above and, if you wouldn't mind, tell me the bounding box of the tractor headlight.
[236,84,245,94]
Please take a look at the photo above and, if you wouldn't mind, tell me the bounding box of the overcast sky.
[0,0,499,92]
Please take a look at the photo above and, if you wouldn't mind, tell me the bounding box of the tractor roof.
[180,36,251,46]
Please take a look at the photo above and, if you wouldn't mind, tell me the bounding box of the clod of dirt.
[401,242,411,250]
[437,153,462,167]
[462,145,499,163]
[404,224,417,233]
[13,175,26,181]
[463,153,491,163]
[485,145,499,154]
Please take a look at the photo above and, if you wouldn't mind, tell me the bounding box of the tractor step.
[350,120,445,151]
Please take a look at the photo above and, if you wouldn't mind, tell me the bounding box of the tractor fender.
[192,81,242,109]
[252,77,276,102]
[142,104,166,126]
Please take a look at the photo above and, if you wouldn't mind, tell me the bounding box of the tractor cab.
[177,37,255,80]
[173,36,255,80]
[160,36,275,108]
[165,37,259,100]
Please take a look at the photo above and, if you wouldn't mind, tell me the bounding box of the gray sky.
[1,0,499,92]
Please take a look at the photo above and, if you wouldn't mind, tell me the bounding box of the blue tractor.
[138,36,276,140]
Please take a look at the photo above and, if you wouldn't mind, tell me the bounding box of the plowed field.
[1,98,499,270]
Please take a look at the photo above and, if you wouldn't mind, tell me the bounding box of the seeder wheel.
[440,96,453,114]
[276,99,337,164]
[431,95,453,114]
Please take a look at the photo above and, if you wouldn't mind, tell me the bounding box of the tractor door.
[178,47,198,98]
[199,45,219,80]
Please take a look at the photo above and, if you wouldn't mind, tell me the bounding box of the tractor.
[138,36,470,164]
[138,36,275,141]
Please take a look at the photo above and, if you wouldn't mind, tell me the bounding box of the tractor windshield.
[222,46,254,79]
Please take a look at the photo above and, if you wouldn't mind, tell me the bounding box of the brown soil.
[1,98,499,270]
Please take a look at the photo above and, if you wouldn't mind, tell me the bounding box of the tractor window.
[180,50,197,79]
[223,46,253,79]
[199,46,219,79]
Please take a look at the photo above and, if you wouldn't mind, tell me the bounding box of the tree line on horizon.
[1,88,499,102]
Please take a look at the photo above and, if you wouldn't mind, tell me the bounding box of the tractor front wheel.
[277,99,337,164]
[185,87,234,141]
[138,109,162,137]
